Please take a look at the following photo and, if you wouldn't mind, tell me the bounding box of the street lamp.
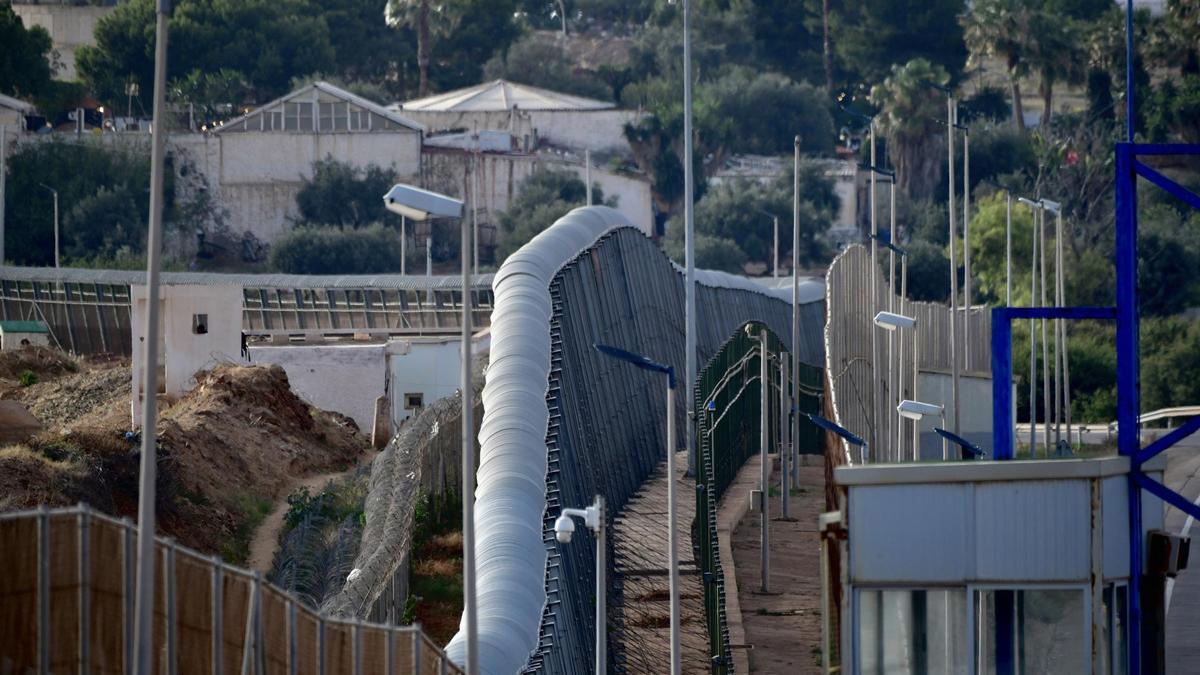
[839,100,881,459]
[897,399,947,460]
[1039,198,1072,451]
[593,343,680,675]
[759,209,781,278]
[873,236,914,462]
[38,183,59,268]
[806,413,867,465]
[554,495,606,674]
[1017,196,1043,455]
[877,312,917,464]
[1018,196,1052,457]
[924,81,962,438]
[385,183,476,675]
[934,427,986,460]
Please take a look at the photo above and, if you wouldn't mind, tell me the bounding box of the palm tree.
[869,58,950,201]
[963,0,1034,130]
[386,0,458,97]
[1027,14,1085,126]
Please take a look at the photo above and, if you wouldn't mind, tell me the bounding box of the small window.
[192,314,209,335]
[404,393,424,410]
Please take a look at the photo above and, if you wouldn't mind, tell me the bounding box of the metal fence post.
[166,539,177,675]
[79,506,91,675]
[385,627,394,675]
[212,557,224,675]
[288,599,297,675]
[39,505,50,675]
[317,614,326,675]
[412,625,421,675]
[122,518,135,675]
[352,622,362,675]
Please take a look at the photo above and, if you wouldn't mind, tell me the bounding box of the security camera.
[554,514,575,543]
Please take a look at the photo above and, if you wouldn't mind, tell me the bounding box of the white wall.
[387,336,465,426]
[248,342,388,432]
[130,284,245,425]
[1,332,50,350]
[11,3,116,80]
[402,108,642,156]
[171,129,422,243]
[915,372,992,459]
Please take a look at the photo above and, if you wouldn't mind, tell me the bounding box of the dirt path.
[246,456,373,573]
[731,457,826,674]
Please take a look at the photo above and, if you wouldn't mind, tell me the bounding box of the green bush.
[295,159,399,229]
[19,370,38,387]
[496,168,611,262]
[269,224,403,274]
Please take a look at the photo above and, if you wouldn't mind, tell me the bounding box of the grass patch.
[222,492,274,564]
[408,491,464,645]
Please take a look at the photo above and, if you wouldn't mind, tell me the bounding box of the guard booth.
[832,456,1165,674]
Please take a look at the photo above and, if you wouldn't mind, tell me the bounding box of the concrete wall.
[0,108,27,132]
[422,149,655,243]
[12,3,117,81]
[130,284,245,425]
[172,130,422,243]
[248,342,388,432]
[0,332,50,350]
[387,336,464,425]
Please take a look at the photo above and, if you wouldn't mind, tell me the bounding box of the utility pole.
[947,97,961,435]
[791,136,802,488]
[133,2,171,673]
[759,329,770,593]
[683,0,697,479]
[1,124,6,265]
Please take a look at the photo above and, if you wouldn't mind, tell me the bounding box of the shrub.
[19,370,38,387]
[269,224,403,274]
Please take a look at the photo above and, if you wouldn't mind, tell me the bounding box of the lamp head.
[874,311,916,331]
[554,514,575,543]
[897,399,944,420]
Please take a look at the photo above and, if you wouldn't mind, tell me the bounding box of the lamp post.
[806,413,867,465]
[683,0,698,478]
[38,184,59,268]
[383,184,475,674]
[554,495,606,674]
[1040,198,1071,450]
[925,81,961,437]
[760,210,781,279]
[863,164,896,460]
[840,101,880,459]
[875,311,916,463]
[792,135,802,491]
[898,399,947,460]
[132,1,170,672]
[1,124,7,265]
[1017,196,1045,456]
[593,343,680,675]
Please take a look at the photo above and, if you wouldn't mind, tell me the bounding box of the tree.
[746,0,825,86]
[386,0,460,97]
[905,239,950,302]
[962,192,1036,304]
[963,0,1034,130]
[77,0,336,106]
[295,160,399,229]
[2,139,176,266]
[870,59,950,201]
[1025,13,1085,126]
[704,69,836,156]
[483,35,613,101]
[269,224,404,274]
[0,4,55,99]
[496,167,611,261]
[830,0,968,86]
[168,69,250,128]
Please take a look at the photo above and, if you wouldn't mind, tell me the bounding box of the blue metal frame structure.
[989,143,1200,674]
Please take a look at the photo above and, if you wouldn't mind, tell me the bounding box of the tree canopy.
[0,4,55,100]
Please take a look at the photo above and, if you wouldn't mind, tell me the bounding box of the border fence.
[0,505,461,675]
[691,323,823,673]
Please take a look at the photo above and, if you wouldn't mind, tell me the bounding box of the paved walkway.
[730,455,825,674]
[610,451,708,673]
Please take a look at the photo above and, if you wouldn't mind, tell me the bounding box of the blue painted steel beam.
[992,309,1014,460]
[1134,161,1200,211]
[1133,416,1200,465]
[1115,142,1144,674]
[1133,472,1200,523]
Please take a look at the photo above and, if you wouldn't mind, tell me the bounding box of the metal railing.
[0,504,461,675]
[691,323,824,674]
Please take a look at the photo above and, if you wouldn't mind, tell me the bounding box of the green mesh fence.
[692,321,823,673]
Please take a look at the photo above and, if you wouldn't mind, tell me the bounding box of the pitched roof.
[0,320,49,334]
[396,79,615,113]
[214,81,424,134]
[0,93,35,115]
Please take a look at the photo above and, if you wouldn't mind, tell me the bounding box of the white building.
[173,82,425,244]
[393,79,643,157]
[11,1,120,81]
[0,93,34,133]
[0,320,50,350]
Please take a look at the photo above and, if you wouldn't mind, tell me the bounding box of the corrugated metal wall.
[824,245,990,463]
[525,228,823,673]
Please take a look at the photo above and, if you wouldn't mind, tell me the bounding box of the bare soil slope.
[0,351,366,562]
